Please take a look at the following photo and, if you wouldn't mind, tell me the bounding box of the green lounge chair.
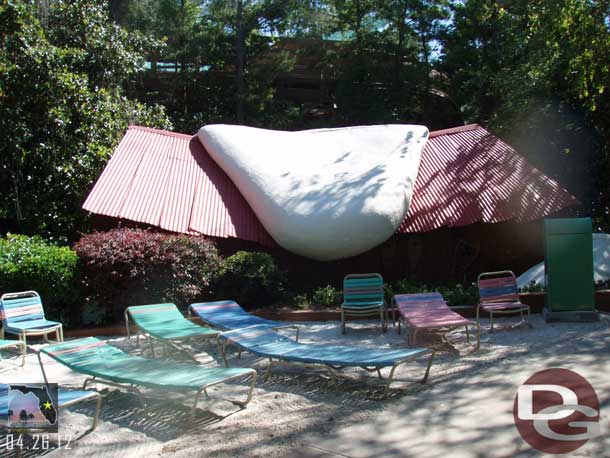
[125,303,219,358]
[38,337,256,415]
[218,325,433,398]
[341,273,393,334]
[0,339,26,366]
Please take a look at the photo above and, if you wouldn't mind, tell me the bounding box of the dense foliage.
[442,0,610,225]
[74,228,221,324]
[3,0,609,239]
[215,251,287,309]
[288,279,480,309]
[0,1,171,241]
[0,234,79,323]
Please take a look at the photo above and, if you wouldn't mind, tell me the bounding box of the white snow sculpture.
[197,124,429,261]
[517,233,610,288]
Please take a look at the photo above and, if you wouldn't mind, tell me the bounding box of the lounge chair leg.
[148,337,155,358]
[228,370,258,408]
[20,342,26,366]
[239,371,257,407]
[219,341,229,368]
[237,349,242,359]
[489,312,494,332]
[325,365,337,383]
[192,389,204,419]
[465,325,470,344]
[341,310,346,334]
[382,364,401,399]
[376,368,382,379]
[520,308,524,326]
[83,377,96,390]
[90,393,102,432]
[420,352,435,384]
[264,359,275,381]
[473,323,481,351]
[21,334,27,362]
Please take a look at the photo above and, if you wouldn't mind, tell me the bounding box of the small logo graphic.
[1,383,58,432]
[513,368,600,454]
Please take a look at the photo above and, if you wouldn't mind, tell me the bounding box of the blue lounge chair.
[189,300,299,340]
[0,291,63,361]
[217,325,434,398]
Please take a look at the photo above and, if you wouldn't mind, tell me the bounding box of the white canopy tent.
[517,233,610,288]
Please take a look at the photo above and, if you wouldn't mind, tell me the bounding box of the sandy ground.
[0,314,609,458]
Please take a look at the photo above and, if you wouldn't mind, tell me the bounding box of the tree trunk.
[394,4,408,91]
[235,0,245,124]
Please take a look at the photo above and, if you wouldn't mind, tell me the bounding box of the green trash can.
[543,217,599,321]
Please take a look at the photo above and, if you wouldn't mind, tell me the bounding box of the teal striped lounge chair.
[38,337,257,415]
[0,291,63,360]
[189,300,299,340]
[217,325,434,398]
[125,303,219,358]
[0,339,26,366]
[341,273,393,334]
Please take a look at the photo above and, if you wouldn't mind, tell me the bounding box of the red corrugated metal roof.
[83,126,275,246]
[399,124,578,232]
[83,124,578,246]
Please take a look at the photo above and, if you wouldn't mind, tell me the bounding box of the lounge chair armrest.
[271,324,300,342]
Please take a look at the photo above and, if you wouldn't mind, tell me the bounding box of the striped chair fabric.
[342,274,385,313]
[476,271,530,330]
[190,300,285,330]
[0,291,62,335]
[341,273,388,333]
[0,292,45,325]
[393,292,445,304]
[478,274,520,305]
[0,291,63,356]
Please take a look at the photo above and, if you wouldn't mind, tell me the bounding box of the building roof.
[83,124,578,247]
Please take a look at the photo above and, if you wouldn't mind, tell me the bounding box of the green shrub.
[436,283,480,306]
[311,285,342,307]
[215,251,287,309]
[0,234,79,323]
[519,281,545,293]
[386,279,479,306]
[292,293,312,310]
[75,229,221,324]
